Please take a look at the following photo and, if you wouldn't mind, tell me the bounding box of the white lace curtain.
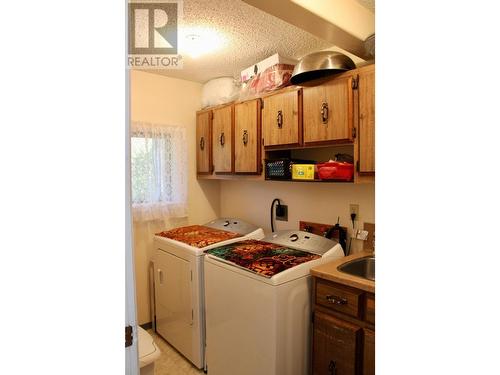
[130,121,187,222]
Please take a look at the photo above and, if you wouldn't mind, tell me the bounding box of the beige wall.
[130,70,220,324]
[220,180,374,253]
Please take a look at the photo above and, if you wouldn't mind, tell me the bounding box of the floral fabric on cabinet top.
[205,240,320,278]
[155,225,242,248]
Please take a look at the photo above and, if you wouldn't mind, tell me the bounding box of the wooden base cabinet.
[313,278,375,375]
[313,312,362,375]
[363,329,375,375]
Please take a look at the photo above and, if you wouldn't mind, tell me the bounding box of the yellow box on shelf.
[292,164,315,180]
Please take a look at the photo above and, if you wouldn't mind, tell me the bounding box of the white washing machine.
[204,230,344,375]
[153,218,264,369]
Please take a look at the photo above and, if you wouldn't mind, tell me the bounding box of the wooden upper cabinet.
[212,104,234,173]
[234,99,262,174]
[196,110,212,174]
[303,75,354,145]
[262,88,302,148]
[357,65,375,173]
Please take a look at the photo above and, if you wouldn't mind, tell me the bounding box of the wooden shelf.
[264,178,353,183]
[197,174,264,181]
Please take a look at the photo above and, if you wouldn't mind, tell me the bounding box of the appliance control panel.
[263,230,339,256]
[205,218,260,235]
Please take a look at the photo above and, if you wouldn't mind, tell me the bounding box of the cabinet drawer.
[365,294,375,324]
[316,279,363,318]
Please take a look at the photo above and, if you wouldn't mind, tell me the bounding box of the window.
[130,121,187,222]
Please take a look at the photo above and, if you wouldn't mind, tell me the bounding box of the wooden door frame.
[126,67,139,375]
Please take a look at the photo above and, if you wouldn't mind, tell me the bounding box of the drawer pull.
[242,130,248,145]
[277,110,283,128]
[321,102,329,124]
[326,295,348,305]
[329,360,337,375]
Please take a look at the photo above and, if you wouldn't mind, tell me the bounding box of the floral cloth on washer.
[205,239,320,278]
[156,225,242,248]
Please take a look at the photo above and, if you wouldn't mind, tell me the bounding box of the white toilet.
[137,326,161,375]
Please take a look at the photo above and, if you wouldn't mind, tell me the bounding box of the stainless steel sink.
[337,256,375,281]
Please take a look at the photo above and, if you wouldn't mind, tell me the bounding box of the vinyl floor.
[148,329,204,375]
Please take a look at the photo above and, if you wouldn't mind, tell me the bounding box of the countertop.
[311,251,375,293]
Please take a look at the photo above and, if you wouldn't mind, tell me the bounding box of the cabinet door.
[358,65,375,173]
[303,75,354,144]
[154,249,193,357]
[313,311,362,375]
[363,329,375,375]
[234,99,261,174]
[365,295,375,325]
[212,105,234,173]
[262,89,301,147]
[196,111,212,174]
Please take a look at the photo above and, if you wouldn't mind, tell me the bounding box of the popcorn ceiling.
[147,0,334,83]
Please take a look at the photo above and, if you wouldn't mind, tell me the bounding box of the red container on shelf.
[317,161,354,181]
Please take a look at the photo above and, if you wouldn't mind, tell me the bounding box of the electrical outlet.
[349,204,359,219]
[276,205,288,221]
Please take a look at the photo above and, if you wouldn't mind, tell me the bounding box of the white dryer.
[153,218,264,369]
[204,230,344,375]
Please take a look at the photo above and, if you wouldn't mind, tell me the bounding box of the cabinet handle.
[199,137,205,150]
[219,132,225,146]
[157,269,164,285]
[329,360,336,375]
[321,102,329,124]
[326,294,348,305]
[242,130,248,146]
[277,110,283,128]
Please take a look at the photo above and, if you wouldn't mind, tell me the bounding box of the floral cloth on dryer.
[155,225,242,248]
[205,240,320,278]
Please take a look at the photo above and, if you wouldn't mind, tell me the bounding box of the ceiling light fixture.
[179,27,226,59]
